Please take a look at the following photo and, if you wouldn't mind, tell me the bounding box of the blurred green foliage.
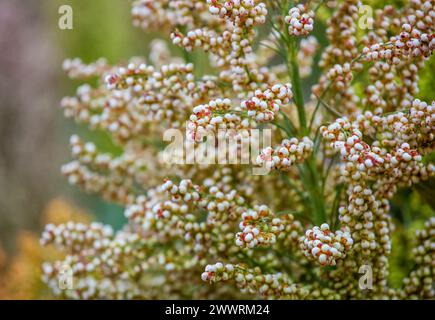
[45,0,151,62]
[418,55,435,102]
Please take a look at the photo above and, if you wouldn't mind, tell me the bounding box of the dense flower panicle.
[241,84,293,122]
[42,0,435,300]
[61,161,136,205]
[402,217,435,299]
[171,1,272,95]
[201,262,303,299]
[256,137,313,171]
[125,177,247,254]
[322,99,435,155]
[41,230,153,299]
[207,0,267,27]
[321,114,434,209]
[312,0,362,115]
[299,224,353,266]
[62,59,221,143]
[61,135,150,204]
[319,1,361,67]
[40,222,114,253]
[285,4,314,36]
[363,1,435,63]
[319,101,434,297]
[187,98,249,142]
[131,0,213,31]
[63,58,110,79]
[363,32,435,63]
[68,135,147,182]
[187,84,292,141]
[235,205,290,248]
[355,0,435,114]
[171,28,227,54]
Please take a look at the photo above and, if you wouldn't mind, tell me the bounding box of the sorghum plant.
[41,0,434,299]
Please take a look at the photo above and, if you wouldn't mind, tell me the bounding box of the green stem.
[275,5,325,226]
[307,158,327,225]
[271,121,292,137]
[287,38,307,135]
[279,111,296,136]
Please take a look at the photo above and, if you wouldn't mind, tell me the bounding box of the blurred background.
[0,0,154,297]
[0,0,433,299]
[0,0,153,254]
[0,0,157,299]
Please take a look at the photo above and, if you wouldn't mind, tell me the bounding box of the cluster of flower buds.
[169,1,272,96]
[131,0,211,31]
[171,28,227,54]
[319,1,360,68]
[320,100,433,286]
[207,0,267,27]
[187,98,251,142]
[376,143,433,198]
[381,99,435,150]
[256,137,313,171]
[187,84,293,141]
[63,58,109,79]
[126,180,203,239]
[390,142,423,165]
[402,217,435,299]
[338,184,391,258]
[160,179,201,202]
[41,226,160,299]
[322,126,385,177]
[124,177,248,261]
[363,33,434,63]
[241,84,293,122]
[235,205,283,248]
[325,63,354,91]
[407,99,435,147]
[201,262,302,298]
[171,26,270,94]
[61,135,150,205]
[322,114,434,187]
[62,59,220,143]
[348,100,435,153]
[299,224,353,266]
[313,1,361,115]
[313,62,360,117]
[41,222,113,253]
[200,185,246,224]
[328,99,435,148]
[354,1,434,114]
[236,207,303,249]
[61,160,135,205]
[285,4,314,36]
[363,10,435,63]
[362,63,393,111]
[68,135,147,182]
